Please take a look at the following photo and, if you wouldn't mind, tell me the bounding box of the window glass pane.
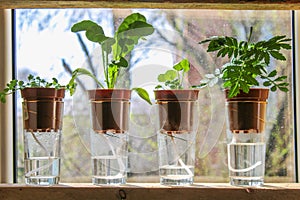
[15,9,294,183]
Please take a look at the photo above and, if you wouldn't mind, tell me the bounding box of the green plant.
[155,59,190,90]
[0,74,75,103]
[68,12,154,104]
[197,27,291,98]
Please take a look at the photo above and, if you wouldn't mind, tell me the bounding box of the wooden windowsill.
[1,0,300,10]
[1,183,300,200]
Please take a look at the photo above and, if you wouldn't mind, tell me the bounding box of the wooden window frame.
[1,1,300,199]
[0,0,300,10]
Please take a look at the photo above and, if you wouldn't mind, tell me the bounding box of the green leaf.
[113,13,154,59]
[278,82,289,86]
[228,82,240,98]
[132,87,152,105]
[269,51,286,60]
[173,59,190,72]
[157,74,166,82]
[280,43,292,50]
[164,70,177,81]
[271,86,277,92]
[279,87,289,92]
[71,20,110,44]
[263,81,272,87]
[240,81,250,93]
[0,93,6,103]
[155,85,163,89]
[274,76,287,81]
[268,70,277,77]
[112,57,128,68]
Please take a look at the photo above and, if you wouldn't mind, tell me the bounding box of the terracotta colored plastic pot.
[225,88,269,134]
[154,89,199,134]
[21,88,65,132]
[88,89,131,134]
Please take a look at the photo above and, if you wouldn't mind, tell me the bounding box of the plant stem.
[247,26,253,43]
[102,46,109,88]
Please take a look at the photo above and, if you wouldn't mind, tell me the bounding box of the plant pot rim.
[21,88,65,99]
[154,89,199,101]
[88,88,131,101]
[225,88,269,101]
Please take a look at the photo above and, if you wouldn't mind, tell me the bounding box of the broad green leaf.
[113,13,154,59]
[71,20,110,44]
[71,20,101,32]
[112,57,128,68]
[117,13,147,33]
[101,37,116,54]
[132,87,152,105]
[173,59,190,72]
[165,70,177,81]
[157,74,166,82]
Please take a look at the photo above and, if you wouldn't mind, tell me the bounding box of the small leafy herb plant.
[155,59,190,90]
[0,74,74,103]
[68,13,154,104]
[197,27,291,98]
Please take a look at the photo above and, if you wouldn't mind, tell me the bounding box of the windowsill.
[1,183,300,200]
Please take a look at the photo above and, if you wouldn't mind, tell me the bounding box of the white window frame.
[0,8,299,184]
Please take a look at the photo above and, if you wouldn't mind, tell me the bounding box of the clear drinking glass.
[24,130,62,185]
[227,132,266,186]
[88,89,130,185]
[225,89,268,187]
[158,131,196,185]
[155,90,199,186]
[22,88,64,185]
[91,131,128,185]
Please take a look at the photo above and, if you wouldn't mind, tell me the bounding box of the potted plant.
[198,27,291,186]
[68,12,154,185]
[0,74,74,185]
[154,58,199,185]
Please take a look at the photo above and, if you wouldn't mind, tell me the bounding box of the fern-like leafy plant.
[197,27,291,98]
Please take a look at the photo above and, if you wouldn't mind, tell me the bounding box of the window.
[12,8,295,184]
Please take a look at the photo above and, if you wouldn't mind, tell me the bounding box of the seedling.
[155,59,190,90]
[0,74,75,103]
